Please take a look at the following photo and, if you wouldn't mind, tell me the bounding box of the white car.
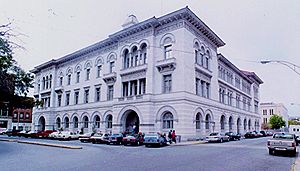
[48,132,60,139]
[0,128,8,135]
[57,131,79,140]
[206,132,230,143]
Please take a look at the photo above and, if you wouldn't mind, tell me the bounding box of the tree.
[288,120,300,126]
[269,115,286,129]
[0,22,34,110]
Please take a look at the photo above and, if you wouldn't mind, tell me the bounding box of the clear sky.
[1,0,300,116]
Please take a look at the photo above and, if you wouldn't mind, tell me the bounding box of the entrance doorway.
[38,116,46,131]
[122,110,139,134]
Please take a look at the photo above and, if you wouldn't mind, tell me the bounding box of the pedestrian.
[172,130,176,144]
[168,130,172,144]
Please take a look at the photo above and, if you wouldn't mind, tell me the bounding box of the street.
[0,136,297,171]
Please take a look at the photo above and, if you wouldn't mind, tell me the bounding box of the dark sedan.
[244,132,258,138]
[122,133,144,146]
[107,133,124,145]
[225,132,241,141]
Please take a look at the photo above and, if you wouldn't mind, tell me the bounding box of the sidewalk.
[168,140,206,146]
[0,138,82,149]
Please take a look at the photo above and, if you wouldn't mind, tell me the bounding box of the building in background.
[12,108,32,131]
[261,102,288,129]
[0,102,12,130]
[30,7,263,140]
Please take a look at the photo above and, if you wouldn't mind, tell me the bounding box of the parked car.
[253,131,263,137]
[23,130,43,138]
[0,128,7,135]
[79,132,95,143]
[107,133,124,145]
[17,130,29,137]
[225,132,241,141]
[6,129,21,137]
[144,133,167,147]
[206,132,230,143]
[266,131,273,136]
[48,131,60,139]
[90,133,110,144]
[244,132,258,139]
[296,135,300,146]
[38,130,56,138]
[57,131,79,140]
[122,133,144,146]
[267,132,297,156]
[259,130,267,137]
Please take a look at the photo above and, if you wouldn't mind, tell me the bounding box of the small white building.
[30,7,263,141]
[261,102,289,129]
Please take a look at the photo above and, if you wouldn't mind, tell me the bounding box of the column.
[128,81,131,96]
[137,79,140,95]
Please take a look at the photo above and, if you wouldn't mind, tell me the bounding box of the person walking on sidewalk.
[172,130,176,144]
[168,130,172,144]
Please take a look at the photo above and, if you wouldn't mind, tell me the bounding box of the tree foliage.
[0,22,34,110]
[269,115,286,129]
[288,120,300,126]
[0,23,33,98]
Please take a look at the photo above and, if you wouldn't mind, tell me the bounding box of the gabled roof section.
[31,6,225,73]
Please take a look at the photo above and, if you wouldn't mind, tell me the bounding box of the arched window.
[132,46,138,67]
[94,115,100,128]
[106,115,112,129]
[205,114,211,129]
[83,116,89,128]
[56,117,61,129]
[64,117,69,128]
[196,113,202,130]
[123,49,130,69]
[163,112,173,129]
[229,116,233,131]
[46,76,49,89]
[140,43,147,65]
[244,119,247,130]
[248,119,251,130]
[73,116,78,128]
[220,115,225,130]
[76,71,80,83]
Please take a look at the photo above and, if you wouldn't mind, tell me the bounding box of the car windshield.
[93,133,103,137]
[273,133,294,139]
[209,133,219,136]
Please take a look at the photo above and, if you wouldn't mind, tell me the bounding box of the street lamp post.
[260,60,300,76]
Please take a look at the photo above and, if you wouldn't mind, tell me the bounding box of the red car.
[38,130,56,138]
[122,133,144,146]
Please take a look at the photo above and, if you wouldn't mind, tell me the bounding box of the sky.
[1,0,300,116]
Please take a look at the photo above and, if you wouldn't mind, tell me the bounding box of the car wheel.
[159,142,163,147]
[269,149,274,155]
[220,139,223,143]
[291,149,297,157]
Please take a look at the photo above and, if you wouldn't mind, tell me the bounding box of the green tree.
[0,23,33,98]
[269,115,286,129]
[288,120,300,126]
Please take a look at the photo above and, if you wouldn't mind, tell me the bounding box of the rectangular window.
[140,78,146,94]
[86,68,90,80]
[135,55,139,66]
[95,87,101,102]
[164,45,172,59]
[109,61,115,73]
[196,78,200,96]
[206,83,210,98]
[263,118,267,124]
[263,109,267,115]
[97,65,102,78]
[65,93,70,106]
[76,72,80,83]
[254,101,259,113]
[74,91,79,105]
[163,74,172,93]
[84,89,89,103]
[67,75,71,85]
[59,77,63,86]
[108,85,114,101]
[236,95,240,108]
[122,82,128,97]
[270,109,274,115]
[57,94,62,107]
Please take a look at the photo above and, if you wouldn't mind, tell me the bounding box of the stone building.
[31,7,263,140]
[261,102,288,130]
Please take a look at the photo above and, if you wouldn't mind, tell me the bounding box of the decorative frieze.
[155,21,184,36]
[118,30,153,46]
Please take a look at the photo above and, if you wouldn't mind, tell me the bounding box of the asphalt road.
[0,136,297,171]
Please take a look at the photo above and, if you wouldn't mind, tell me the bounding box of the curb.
[0,138,82,149]
[170,141,206,146]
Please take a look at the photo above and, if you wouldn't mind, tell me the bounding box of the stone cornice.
[32,6,225,73]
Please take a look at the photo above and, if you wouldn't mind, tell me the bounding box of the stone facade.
[31,7,263,140]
